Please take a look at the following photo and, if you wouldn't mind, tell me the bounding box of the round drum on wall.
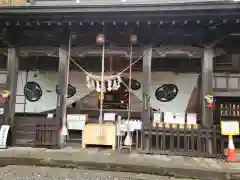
[155,84,178,102]
[121,77,141,90]
[67,84,76,98]
[55,84,76,98]
[24,81,43,102]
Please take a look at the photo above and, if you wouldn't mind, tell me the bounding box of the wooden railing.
[14,115,59,148]
[135,124,226,158]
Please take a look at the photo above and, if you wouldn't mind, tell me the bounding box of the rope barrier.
[68,47,153,81]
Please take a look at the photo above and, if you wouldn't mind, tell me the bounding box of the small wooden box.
[82,123,116,150]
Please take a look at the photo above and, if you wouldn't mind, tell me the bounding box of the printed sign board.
[67,114,86,130]
[47,113,54,118]
[153,113,161,123]
[164,112,185,124]
[0,108,4,115]
[104,113,116,122]
[0,0,26,6]
[0,125,10,149]
[0,0,9,6]
[221,121,239,136]
[186,113,197,124]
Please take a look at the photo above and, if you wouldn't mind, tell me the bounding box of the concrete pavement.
[0,147,239,180]
[0,165,195,180]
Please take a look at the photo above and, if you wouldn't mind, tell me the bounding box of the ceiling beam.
[0,45,225,58]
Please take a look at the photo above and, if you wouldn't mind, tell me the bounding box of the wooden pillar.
[201,47,214,128]
[3,47,19,126]
[56,45,69,148]
[141,47,152,151]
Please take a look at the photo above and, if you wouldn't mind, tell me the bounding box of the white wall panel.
[12,71,198,114]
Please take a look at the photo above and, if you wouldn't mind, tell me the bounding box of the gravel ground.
[0,166,196,180]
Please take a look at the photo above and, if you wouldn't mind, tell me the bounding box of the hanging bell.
[130,34,138,45]
[107,80,112,91]
[96,81,101,92]
[96,33,105,45]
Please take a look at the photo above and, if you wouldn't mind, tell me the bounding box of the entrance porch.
[0,4,240,158]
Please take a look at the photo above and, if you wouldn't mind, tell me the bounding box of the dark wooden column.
[141,47,152,151]
[3,47,19,126]
[56,45,69,148]
[201,47,214,128]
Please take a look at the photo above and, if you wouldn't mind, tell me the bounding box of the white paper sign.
[187,113,197,124]
[104,113,116,121]
[0,125,10,149]
[174,113,185,124]
[135,120,142,130]
[67,114,80,121]
[67,114,87,130]
[221,121,239,135]
[47,113,54,118]
[164,112,185,124]
[153,113,161,123]
[0,108,4,115]
[79,114,87,121]
[164,112,174,124]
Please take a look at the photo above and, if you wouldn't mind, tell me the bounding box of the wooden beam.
[201,47,214,128]
[3,47,19,126]
[0,45,224,58]
[141,47,152,151]
[56,45,69,148]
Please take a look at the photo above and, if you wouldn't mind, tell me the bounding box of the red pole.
[109,56,113,73]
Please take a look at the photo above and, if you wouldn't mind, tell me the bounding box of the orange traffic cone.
[227,135,237,162]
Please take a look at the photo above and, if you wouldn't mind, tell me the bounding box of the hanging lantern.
[96,33,105,45]
[130,34,138,44]
[107,80,112,91]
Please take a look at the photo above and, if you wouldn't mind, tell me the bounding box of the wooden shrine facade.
[0,3,240,155]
